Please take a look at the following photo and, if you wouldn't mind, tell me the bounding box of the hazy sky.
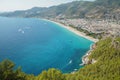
[0,0,94,12]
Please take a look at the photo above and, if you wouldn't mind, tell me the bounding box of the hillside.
[0,37,120,80]
[0,0,120,80]
[0,0,120,20]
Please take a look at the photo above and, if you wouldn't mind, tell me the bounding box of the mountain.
[1,0,119,19]
[0,7,48,17]
[85,0,120,19]
[0,1,91,18]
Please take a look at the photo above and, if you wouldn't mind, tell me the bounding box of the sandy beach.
[44,19,99,43]
[42,19,98,66]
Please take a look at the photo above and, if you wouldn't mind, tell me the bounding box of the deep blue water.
[0,17,93,75]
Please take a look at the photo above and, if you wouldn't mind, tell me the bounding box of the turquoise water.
[0,17,93,75]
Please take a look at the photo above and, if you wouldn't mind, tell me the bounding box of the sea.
[0,17,93,75]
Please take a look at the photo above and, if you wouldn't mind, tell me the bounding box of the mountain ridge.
[1,0,119,19]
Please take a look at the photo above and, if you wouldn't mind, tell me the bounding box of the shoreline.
[80,43,96,65]
[43,19,98,65]
[43,19,99,43]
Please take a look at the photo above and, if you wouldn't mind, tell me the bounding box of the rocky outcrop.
[81,43,97,65]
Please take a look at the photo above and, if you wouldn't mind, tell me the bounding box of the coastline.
[80,43,96,65]
[43,19,99,43]
[43,19,98,65]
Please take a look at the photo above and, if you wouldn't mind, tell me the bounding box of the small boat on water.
[68,60,72,64]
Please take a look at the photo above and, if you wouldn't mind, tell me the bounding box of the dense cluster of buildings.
[51,18,120,37]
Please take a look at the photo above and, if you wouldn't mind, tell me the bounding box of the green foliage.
[0,60,26,80]
[0,37,120,80]
[68,37,120,80]
[36,68,65,80]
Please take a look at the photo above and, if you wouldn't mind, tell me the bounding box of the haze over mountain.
[0,0,95,12]
[0,0,120,20]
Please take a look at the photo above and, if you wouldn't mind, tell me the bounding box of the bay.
[0,17,93,75]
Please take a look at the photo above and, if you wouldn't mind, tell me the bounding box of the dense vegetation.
[0,37,120,80]
[0,0,120,19]
[0,60,26,80]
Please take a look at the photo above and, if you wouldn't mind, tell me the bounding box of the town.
[50,18,120,39]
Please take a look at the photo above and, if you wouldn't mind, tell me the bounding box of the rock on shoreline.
[81,43,97,65]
